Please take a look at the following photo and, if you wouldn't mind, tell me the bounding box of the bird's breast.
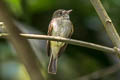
[52,18,72,37]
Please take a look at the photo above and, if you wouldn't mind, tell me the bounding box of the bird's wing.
[47,21,53,56]
[69,22,74,38]
[58,22,74,57]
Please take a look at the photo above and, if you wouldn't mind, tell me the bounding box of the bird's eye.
[59,12,62,15]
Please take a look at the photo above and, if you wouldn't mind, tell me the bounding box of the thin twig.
[76,64,120,80]
[0,1,44,80]
[21,34,115,53]
[90,0,120,48]
[0,33,115,54]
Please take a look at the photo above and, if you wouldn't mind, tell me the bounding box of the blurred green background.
[1,0,120,80]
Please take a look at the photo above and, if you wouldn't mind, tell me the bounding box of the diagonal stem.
[90,0,120,48]
[0,1,44,80]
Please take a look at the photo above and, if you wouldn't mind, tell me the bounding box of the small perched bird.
[47,9,74,74]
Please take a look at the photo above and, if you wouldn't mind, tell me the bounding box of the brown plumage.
[47,9,74,74]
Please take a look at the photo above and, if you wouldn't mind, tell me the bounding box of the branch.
[0,21,115,54]
[90,0,120,48]
[0,22,116,54]
[76,64,120,80]
[21,34,116,53]
[0,1,44,80]
[0,33,115,54]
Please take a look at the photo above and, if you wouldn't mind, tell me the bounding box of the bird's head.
[52,9,72,19]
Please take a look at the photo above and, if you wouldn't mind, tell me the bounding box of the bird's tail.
[48,54,57,74]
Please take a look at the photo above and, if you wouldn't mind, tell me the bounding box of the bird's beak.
[64,9,72,14]
[66,9,72,14]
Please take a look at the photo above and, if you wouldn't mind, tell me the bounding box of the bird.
[47,9,74,74]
